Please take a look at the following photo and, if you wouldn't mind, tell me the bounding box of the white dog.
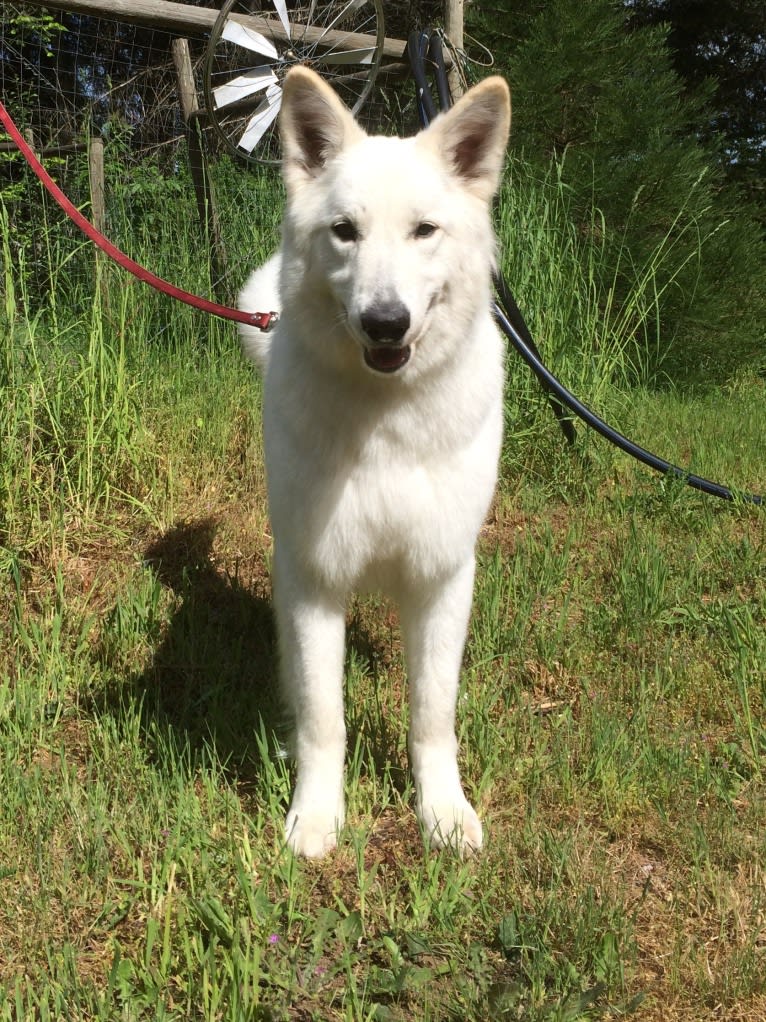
[239,66,511,858]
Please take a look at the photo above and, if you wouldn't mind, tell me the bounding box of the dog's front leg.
[401,558,483,854]
[273,550,347,858]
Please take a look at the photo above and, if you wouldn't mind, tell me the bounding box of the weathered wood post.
[171,36,228,300]
[444,0,464,99]
[22,128,37,156]
[87,133,108,296]
[88,135,105,234]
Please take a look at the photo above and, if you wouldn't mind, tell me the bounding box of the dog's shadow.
[119,518,282,779]
[106,517,402,791]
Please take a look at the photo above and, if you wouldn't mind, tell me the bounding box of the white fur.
[239,67,511,858]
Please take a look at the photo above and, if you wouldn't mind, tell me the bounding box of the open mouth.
[363,345,411,374]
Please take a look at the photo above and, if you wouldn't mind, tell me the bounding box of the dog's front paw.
[285,803,344,859]
[418,798,483,856]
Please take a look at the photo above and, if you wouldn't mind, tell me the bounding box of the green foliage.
[468,0,766,385]
[628,0,766,201]
[1,4,64,48]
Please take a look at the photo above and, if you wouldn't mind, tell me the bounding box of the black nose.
[360,301,410,344]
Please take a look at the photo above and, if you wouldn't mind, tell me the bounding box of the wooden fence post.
[444,0,464,99]
[88,134,108,295]
[22,128,37,156]
[88,135,105,234]
[171,36,228,301]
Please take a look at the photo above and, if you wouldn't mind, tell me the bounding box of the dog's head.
[278,66,511,379]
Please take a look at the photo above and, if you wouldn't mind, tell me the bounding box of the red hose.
[0,98,277,331]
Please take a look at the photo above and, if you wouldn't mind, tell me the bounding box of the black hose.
[428,33,452,112]
[493,300,762,505]
[493,272,577,446]
[407,32,438,125]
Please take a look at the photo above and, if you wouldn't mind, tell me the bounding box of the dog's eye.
[414,221,438,239]
[331,219,358,243]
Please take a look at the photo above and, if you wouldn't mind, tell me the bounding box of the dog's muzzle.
[360,301,411,374]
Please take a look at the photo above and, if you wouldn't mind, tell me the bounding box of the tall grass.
[497,158,725,406]
[1,207,145,562]
[1,148,764,1021]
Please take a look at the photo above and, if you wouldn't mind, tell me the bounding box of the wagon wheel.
[203,0,385,165]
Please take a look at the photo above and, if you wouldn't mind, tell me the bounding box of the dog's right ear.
[280,67,365,192]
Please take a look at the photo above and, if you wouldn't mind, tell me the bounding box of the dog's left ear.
[280,66,365,193]
[425,76,511,202]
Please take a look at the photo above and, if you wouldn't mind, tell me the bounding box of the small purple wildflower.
[268,933,280,945]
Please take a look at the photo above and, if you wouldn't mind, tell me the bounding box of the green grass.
[1,161,765,1021]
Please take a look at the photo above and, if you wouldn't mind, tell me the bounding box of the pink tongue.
[365,345,411,373]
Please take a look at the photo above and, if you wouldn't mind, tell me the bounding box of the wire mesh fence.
[0,2,427,322]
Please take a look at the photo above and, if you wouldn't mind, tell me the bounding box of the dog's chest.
[310,452,473,589]
[270,408,498,591]
[264,348,503,590]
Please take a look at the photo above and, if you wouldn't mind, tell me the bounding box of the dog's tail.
[238,253,282,371]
